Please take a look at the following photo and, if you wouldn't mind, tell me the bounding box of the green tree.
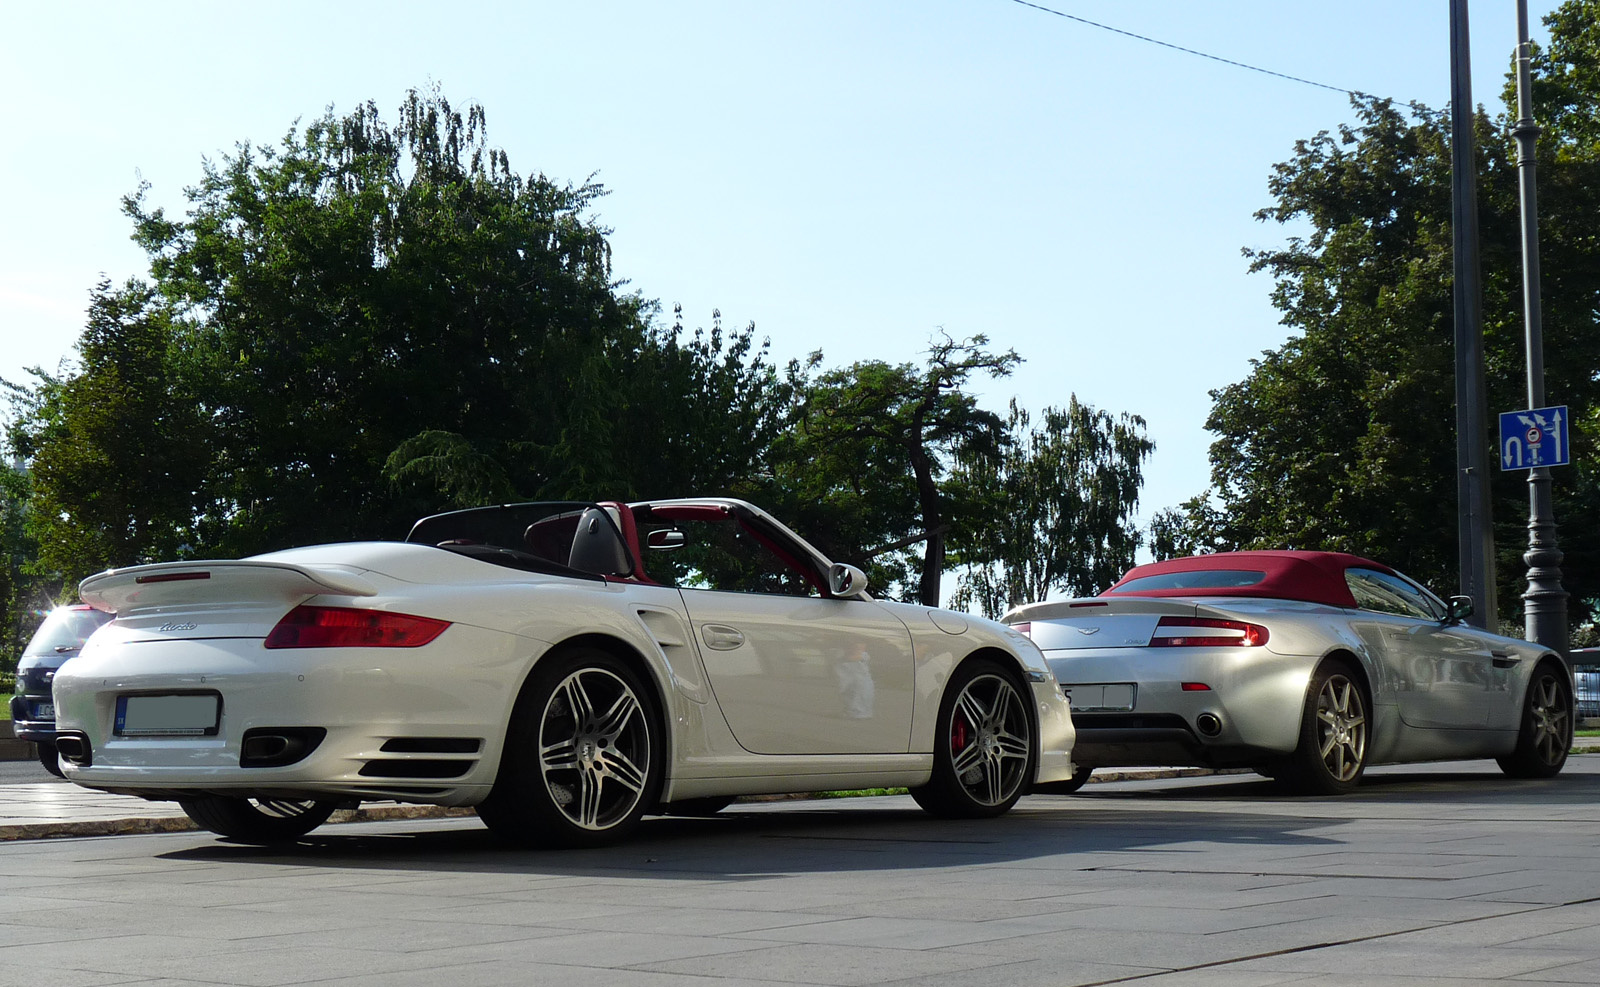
[771,334,1019,606]
[12,88,791,583]
[948,397,1153,619]
[1177,0,1600,623]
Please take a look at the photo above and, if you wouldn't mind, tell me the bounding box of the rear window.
[23,607,113,657]
[1113,569,1267,593]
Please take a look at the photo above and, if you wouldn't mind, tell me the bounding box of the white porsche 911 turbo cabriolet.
[53,498,1075,846]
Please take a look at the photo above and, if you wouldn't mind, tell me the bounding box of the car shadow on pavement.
[155,796,1347,877]
[1072,764,1600,805]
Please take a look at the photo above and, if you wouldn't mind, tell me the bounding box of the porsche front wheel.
[478,648,663,848]
[911,659,1035,818]
[179,797,339,843]
[1497,662,1572,779]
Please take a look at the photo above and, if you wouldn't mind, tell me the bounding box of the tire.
[1498,661,1572,778]
[1287,661,1368,795]
[911,658,1036,818]
[477,647,663,848]
[36,741,65,779]
[178,796,339,843]
[658,796,736,816]
[1032,764,1093,795]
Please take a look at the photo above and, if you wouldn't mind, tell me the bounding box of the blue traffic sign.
[1499,405,1570,469]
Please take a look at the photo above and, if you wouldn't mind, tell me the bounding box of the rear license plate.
[32,702,54,721]
[1064,683,1137,712]
[115,694,221,737]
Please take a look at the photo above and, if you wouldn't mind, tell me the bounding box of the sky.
[0,0,1562,533]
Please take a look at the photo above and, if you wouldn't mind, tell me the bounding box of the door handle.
[700,623,746,651]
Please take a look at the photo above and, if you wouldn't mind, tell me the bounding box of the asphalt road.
[5,758,1600,987]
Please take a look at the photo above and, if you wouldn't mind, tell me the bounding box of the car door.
[643,510,915,755]
[1345,568,1497,728]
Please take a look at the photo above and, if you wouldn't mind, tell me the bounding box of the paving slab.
[0,758,1597,986]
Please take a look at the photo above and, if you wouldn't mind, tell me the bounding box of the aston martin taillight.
[264,606,450,649]
[1149,616,1269,648]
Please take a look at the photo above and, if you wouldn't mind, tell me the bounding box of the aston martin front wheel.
[1288,661,1368,795]
[477,647,663,848]
[911,659,1035,818]
[1497,662,1572,779]
[178,796,339,843]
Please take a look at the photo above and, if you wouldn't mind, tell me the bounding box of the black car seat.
[567,507,633,577]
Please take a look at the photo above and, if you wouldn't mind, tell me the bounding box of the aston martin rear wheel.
[477,647,663,849]
[1288,661,1368,796]
[1497,662,1572,779]
[911,658,1035,818]
[178,796,339,843]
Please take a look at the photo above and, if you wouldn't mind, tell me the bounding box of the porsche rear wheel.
[477,647,663,848]
[911,659,1035,818]
[1288,661,1368,795]
[178,796,339,843]
[1497,661,1572,779]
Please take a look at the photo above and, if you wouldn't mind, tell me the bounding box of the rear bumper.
[52,627,529,807]
[10,694,55,743]
[1045,648,1317,769]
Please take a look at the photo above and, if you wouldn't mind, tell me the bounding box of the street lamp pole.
[1511,0,1569,658]
[1450,0,1497,631]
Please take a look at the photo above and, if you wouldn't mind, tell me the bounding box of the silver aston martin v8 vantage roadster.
[1006,551,1571,795]
[54,498,1075,845]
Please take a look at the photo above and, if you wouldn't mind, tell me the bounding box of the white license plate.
[32,702,54,720]
[115,694,220,736]
[1064,683,1137,712]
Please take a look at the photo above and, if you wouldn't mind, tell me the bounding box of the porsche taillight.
[263,605,450,649]
[1149,616,1269,648]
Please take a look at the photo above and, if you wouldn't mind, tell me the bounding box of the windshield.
[1113,569,1267,594]
[23,607,113,657]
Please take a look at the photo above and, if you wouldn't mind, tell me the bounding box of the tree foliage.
[9,89,792,585]
[1170,0,1600,625]
[765,334,1019,606]
[948,398,1152,619]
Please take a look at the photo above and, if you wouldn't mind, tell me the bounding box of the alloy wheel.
[948,673,1031,807]
[538,667,652,831]
[1314,673,1367,783]
[1527,672,1571,767]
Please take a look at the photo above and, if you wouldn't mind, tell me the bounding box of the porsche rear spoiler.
[80,561,377,616]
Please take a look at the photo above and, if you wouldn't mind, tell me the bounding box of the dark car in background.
[11,605,114,777]
[1572,649,1600,720]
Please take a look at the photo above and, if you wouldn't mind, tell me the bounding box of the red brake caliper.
[951,713,970,753]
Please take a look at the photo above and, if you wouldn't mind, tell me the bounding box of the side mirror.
[829,563,869,598]
[1447,595,1474,623]
[646,529,686,551]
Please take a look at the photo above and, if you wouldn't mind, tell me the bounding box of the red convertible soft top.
[1105,551,1396,608]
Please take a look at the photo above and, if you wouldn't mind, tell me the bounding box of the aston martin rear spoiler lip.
[80,560,378,615]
